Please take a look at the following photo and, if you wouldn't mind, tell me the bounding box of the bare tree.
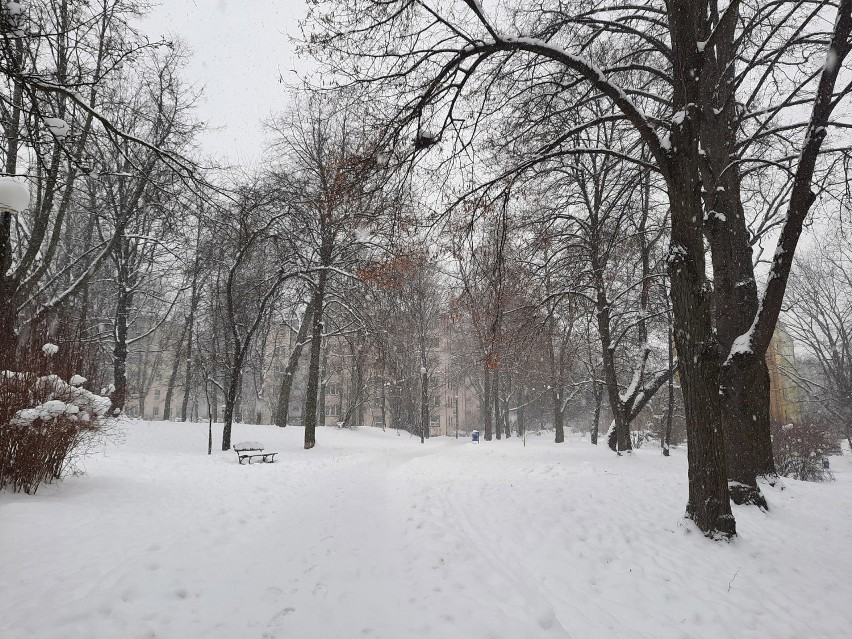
[1,1,196,363]
[306,0,852,537]
[267,95,396,449]
[210,185,304,450]
[785,235,852,449]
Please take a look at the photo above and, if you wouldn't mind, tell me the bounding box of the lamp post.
[0,177,31,214]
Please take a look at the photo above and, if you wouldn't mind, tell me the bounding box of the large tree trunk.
[221,361,242,450]
[502,376,511,438]
[548,309,567,444]
[653,4,736,537]
[420,373,428,443]
[663,324,674,457]
[420,349,428,443]
[0,276,17,364]
[318,342,328,427]
[109,255,131,414]
[162,321,187,421]
[274,300,315,427]
[593,259,631,453]
[698,2,774,505]
[342,339,364,428]
[721,362,772,506]
[553,387,564,444]
[303,279,326,449]
[668,163,734,535]
[517,386,525,438]
[379,356,387,431]
[179,284,198,422]
[591,383,602,445]
[494,367,501,440]
[482,364,492,440]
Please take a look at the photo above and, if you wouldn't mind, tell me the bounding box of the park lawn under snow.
[1,422,850,639]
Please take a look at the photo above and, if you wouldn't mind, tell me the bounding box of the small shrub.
[1,320,114,497]
[771,419,834,482]
[1,372,113,494]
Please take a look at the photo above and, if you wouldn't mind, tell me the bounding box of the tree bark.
[494,367,501,440]
[162,321,188,421]
[420,364,428,444]
[517,386,525,438]
[179,282,199,422]
[663,324,674,457]
[502,374,511,438]
[221,359,243,450]
[303,279,326,449]
[0,275,18,365]
[275,300,315,427]
[482,364,492,440]
[591,222,631,453]
[380,355,387,430]
[553,386,564,444]
[698,1,773,505]
[664,7,734,534]
[109,246,131,414]
[591,382,602,445]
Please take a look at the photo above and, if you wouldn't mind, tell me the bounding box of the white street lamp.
[0,177,30,214]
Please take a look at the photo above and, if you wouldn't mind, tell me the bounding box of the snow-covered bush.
[771,419,834,482]
[0,371,113,494]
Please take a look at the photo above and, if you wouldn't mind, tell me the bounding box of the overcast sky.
[141,0,310,169]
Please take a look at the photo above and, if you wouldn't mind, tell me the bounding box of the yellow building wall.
[766,324,800,425]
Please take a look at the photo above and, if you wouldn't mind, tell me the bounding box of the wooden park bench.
[233,441,278,464]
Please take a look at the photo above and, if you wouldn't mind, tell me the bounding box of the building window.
[327,383,340,396]
[432,395,441,407]
[153,406,160,416]
[154,389,161,399]
[326,404,339,417]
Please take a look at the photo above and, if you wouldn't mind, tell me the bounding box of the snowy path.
[1,421,851,638]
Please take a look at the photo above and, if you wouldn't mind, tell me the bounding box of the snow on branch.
[746,0,852,359]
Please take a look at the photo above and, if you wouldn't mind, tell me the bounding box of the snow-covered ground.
[1,421,850,639]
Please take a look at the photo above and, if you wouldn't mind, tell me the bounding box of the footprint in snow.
[268,607,296,626]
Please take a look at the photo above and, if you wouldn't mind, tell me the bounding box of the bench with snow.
[233,441,278,464]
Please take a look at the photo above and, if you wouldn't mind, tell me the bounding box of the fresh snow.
[9,375,111,427]
[233,440,267,450]
[1,421,851,638]
[44,117,70,139]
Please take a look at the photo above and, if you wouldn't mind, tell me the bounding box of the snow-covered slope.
[1,421,850,638]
